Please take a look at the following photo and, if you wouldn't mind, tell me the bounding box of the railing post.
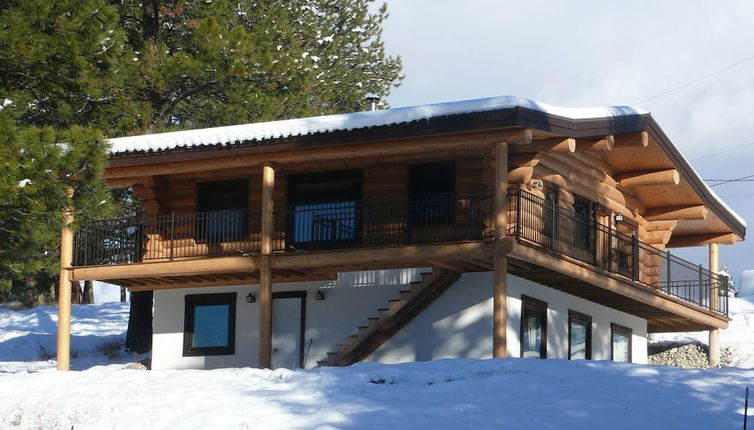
[666,250,672,293]
[515,188,522,238]
[550,198,556,251]
[83,221,88,267]
[698,264,705,307]
[170,211,175,261]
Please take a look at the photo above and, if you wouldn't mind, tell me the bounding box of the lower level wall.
[366,272,648,364]
[151,269,648,370]
[152,269,419,370]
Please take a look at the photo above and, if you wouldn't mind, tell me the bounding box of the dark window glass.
[520,296,547,359]
[287,170,362,248]
[408,161,455,226]
[196,179,249,243]
[611,323,632,362]
[568,311,592,360]
[183,293,236,356]
[543,185,559,241]
[573,197,593,252]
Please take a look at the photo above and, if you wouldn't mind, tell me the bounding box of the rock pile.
[648,341,731,368]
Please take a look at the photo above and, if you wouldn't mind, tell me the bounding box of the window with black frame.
[520,296,547,359]
[196,179,249,244]
[287,170,362,249]
[183,293,236,356]
[408,161,455,227]
[611,323,632,362]
[568,310,592,360]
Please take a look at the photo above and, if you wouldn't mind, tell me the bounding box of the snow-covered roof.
[108,96,647,154]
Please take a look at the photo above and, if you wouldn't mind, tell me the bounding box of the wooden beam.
[509,137,574,154]
[71,256,259,281]
[668,233,737,247]
[709,242,720,366]
[645,205,707,221]
[274,241,504,271]
[617,169,679,187]
[105,130,527,179]
[506,128,534,145]
[508,166,534,185]
[494,141,508,358]
[644,220,678,232]
[56,187,74,371]
[614,131,649,148]
[259,163,275,369]
[642,230,672,245]
[576,135,614,152]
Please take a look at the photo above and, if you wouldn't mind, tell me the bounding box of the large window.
[568,310,592,360]
[408,161,455,226]
[611,323,632,362]
[520,296,547,359]
[287,170,362,248]
[183,293,237,356]
[196,179,249,243]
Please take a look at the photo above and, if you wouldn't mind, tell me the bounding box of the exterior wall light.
[614,214,624,223]
[246,293,256,303]
[314,290,326,301]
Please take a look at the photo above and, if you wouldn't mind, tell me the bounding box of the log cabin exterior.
[57,96,745,370]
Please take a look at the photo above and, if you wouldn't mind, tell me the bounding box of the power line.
[693,140,754,161]
[633,53,754,105]
[709,173,754,187]
[704,179,754,182]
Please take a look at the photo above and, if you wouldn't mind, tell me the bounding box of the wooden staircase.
[317,267,461,367]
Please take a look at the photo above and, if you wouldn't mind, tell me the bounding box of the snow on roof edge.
[107,96,647,155]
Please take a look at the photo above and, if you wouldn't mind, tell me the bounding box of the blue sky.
[378,1,754,281]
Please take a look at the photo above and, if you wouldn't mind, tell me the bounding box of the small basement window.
[611,323,632,362]
[520,295,547,359]
[183,293,237,356]
[568,310,592,360]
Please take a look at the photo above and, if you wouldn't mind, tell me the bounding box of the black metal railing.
[74,209,262,266]
[508,188,728,316]
[74,191,495,265]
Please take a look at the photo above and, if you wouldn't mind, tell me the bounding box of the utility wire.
[709,173,754,187]
[633,53,754,105]
[693,140,754,161]
[704,179,754,182]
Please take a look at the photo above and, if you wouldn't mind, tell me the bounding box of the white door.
[271,293,305,369]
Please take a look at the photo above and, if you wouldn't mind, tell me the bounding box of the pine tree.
[0,118,111,304]
[0,0,403,350]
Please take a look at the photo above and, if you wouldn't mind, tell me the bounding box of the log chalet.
[55,96,746,370]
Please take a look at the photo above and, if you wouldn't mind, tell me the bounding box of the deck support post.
[493,141,509,358]
[56,187,75,371]
[708,242,720,367]
[259,163,275,369]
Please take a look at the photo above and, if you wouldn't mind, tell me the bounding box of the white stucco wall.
[366,272,648,364]
[153,269,648,370]
[152,268,423,370]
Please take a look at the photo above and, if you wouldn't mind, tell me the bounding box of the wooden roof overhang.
[104,106,745,246]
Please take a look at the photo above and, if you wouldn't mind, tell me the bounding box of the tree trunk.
[82,280,94,304]
[22,276,38,308]
[72,281,83,304]
[125,291,153,353]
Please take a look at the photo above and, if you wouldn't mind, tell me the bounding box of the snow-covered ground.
[652,296,754,368]
[0,302,142,373]
[0,299,753,429]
